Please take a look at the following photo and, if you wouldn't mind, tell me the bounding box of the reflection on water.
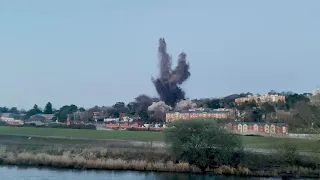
[0,166,279,180]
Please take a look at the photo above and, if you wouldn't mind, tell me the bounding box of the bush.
[276,142,300,165]
[165,119,243,172]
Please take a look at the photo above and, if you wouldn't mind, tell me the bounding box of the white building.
[312,89,320,96]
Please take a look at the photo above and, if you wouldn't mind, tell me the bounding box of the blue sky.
[0,0,319,109]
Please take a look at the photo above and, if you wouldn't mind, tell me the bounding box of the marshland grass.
[0,146,319,178]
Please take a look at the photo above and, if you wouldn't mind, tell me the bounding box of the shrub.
[276,142,300,165]
[165,119,243,172]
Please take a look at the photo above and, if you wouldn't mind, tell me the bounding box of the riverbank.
[0,131,319,178]
[0,145,319,178]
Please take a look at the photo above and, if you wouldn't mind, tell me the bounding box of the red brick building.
[227,122,288,136]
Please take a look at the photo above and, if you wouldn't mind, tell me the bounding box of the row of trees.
[1,91,320,128]
[0,93,196,122]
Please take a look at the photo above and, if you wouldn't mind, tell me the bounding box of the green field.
[242,135,320,153]
[0,126,319,153]
[0,126,164,141]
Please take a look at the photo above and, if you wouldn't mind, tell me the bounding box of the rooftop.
[169,108,232,114]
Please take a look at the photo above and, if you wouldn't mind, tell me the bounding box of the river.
[0,166,283,180]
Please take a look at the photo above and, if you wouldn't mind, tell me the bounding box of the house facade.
[165,108,236,122]
[226,122,288,136]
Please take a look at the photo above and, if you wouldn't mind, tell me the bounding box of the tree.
[0,107,9,113]
[165,119,242,172]
[112,102,125,109]
[285,93,309,110]
[251,107,264,122]
[127,102,136,116]
[25,104,43,120]
[78,107,86,112]
[8,107,19,114]
[261,102,276,120]
[268,90,278,95]
[56,105,78,122]
[193,98,209,108]
[44,102,53,114]
[111,102,129,118]
[261,102,275,113]
[274,100,286,110]
[206,99,221,109]
[219,93,252,108]
[291,102,320,129]
[130,94,154,121]
[237,100,257,111]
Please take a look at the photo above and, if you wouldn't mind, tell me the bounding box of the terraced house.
[165,108,236,122]
[227,122,288,136]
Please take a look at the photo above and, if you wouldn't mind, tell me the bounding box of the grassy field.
[242,135,320,153]
[0,126,164,141]
[0,126,319,153]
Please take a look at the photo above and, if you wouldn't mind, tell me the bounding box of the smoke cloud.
[152,38,191,107]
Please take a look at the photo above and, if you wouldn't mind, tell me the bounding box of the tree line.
[1,90,320,129]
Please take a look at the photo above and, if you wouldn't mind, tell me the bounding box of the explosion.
[152,38,191,107]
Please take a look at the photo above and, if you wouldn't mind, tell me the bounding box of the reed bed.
[0,146,319,178]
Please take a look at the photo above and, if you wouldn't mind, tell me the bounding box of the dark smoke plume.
[152,38,191,107]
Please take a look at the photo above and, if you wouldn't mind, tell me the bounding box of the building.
[0,112,24,125]
[29,114,54,121]
[40,114,54,121]
[226,122,288,136]
[36,114,54,121]
[235,94,285,104]
[0,113,13,118]
[165,108,236,122]
[93,112,101,120]
[0,117,24,126]
[0,117,15,122]
[312,88,320,96]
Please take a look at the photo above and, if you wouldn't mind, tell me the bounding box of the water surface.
[0,166,281,180]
